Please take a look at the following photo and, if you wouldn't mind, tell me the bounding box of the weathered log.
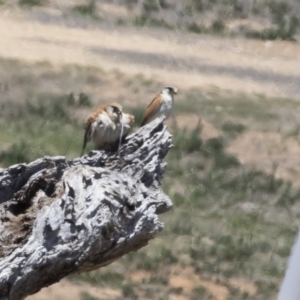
[0,118,173,300]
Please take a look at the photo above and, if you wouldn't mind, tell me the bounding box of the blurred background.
[1,0,300,299]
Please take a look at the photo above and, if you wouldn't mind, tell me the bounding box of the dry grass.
[1,58,299,300]
[0,3,299,300]
[0,11,300,99]
[2,0,299,40]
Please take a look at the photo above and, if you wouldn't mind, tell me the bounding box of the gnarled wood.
[0,118,173,300]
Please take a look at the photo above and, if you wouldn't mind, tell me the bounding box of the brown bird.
[141,86,178,127]
[81,103,134,156]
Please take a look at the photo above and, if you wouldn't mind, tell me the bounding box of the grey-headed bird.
[141,86,178,127]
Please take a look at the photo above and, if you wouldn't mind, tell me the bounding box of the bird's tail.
[140,117,147,127]
[80,123,92,157]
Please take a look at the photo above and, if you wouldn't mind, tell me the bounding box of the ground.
[1,6,300,99]
[0,2,300,300]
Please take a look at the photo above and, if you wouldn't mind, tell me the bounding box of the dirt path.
[0,9,300,98]
[27,279,121,300]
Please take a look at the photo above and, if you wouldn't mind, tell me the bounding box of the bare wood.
[0,118,172,300]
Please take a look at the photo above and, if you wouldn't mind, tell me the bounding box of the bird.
[81,103,134,156]
[140,86,178,127]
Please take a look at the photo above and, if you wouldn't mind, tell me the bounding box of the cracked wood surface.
[0,118,172,300]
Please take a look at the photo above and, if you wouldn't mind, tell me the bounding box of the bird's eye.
[112,107,121,115]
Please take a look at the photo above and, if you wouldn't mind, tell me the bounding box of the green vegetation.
[72,0,100,19]
[187,22,205,34]
[133,14,174,29]
[67,92,92,108]
[80,292,99,300]
[245,6,299,42]
[118,0,300,41]
[192,286,213,300]
[126,106,145,128]
[143,0,160,12]
[0,141,41,166]
[142,0,169,13]
[133,245,178,271]
[70,271,124,288]
[18,0,44,7]
[191,0,204,12]
[0,58,299,299]
[221,121,246,139]
[0,94,84,166]
[122,281,138,299]
[187,19,226,35]
[211,19,226,33]
[13,0,300,41]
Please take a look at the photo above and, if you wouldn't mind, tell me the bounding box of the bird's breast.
[160,98,173,118]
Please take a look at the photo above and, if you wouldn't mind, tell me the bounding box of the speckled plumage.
[81,103,134,156]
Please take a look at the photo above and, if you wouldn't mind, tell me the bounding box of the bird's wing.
[85,105,106,128]
[81,105,106,156]
[81,121,93,156]
[141,94,162,126]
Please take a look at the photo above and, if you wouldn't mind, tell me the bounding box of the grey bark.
[0,118,173,300]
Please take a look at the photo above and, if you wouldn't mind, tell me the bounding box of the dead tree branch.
[0,118,173,300]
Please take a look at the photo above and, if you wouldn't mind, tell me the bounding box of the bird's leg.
[117,122,124,157]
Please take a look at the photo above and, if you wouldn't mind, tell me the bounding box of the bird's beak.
[173,87,178,94]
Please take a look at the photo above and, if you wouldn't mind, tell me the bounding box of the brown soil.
[169,267,228,300]
[227,131,300,186]
[27,279,121,300]
[228,277,257,295]
[169,114,220,140]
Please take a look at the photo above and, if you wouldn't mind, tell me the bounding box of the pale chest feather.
[158,94,173,118]
[91,113,117,147]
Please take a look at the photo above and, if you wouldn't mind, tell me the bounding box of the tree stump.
[0,118,173,300]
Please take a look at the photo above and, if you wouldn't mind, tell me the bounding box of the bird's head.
[106,103,123,123]
[162,86,178,96]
